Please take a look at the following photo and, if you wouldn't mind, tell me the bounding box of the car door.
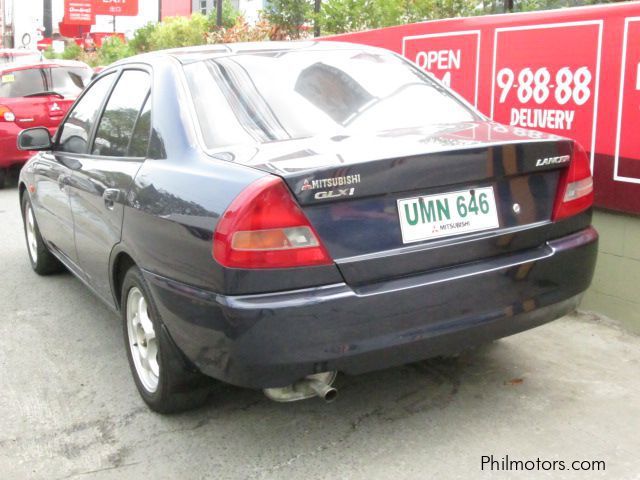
[69,68,152,304]
[31,72,116,266]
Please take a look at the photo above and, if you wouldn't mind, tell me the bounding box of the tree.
[315,0,480,35]
[208,0,242,29]
[263,0,313,39]
[146,14,209,50]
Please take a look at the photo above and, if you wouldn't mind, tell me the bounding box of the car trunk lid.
[217,122,575,286]
[0,66,74,130]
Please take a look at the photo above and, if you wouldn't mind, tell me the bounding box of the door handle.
[57,174,68,190]
[103,188,120,209]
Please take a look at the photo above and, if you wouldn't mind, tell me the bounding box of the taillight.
[213,176,332,269]
[552,142,594,221]
[0,105,15,122]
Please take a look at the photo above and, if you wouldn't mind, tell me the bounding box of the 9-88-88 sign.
[491,21,602,169]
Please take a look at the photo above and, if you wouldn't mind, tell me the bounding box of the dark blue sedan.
[17,42,597,412]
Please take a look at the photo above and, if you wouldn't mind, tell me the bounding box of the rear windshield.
[51,66,92,96]
[0,65,91,98]
[184,49,478,150]
[0,68,46,97]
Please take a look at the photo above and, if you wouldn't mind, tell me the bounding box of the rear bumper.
[144,227,598,389]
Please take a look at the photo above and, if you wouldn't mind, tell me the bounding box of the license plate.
[397,187,500,243]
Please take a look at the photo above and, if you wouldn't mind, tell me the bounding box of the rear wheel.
[122,266,211,413]
[21,194,64,275]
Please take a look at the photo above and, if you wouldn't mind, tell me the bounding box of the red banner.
[491,22,601,170]
[93,0,138,16]
[64,0,95,25]
[614,18,640,183]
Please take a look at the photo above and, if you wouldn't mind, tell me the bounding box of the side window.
[92,70,150,157]
[0,68,46,97]
[128,95,151,157]
[51,67,92,97]
[57,73,116,154]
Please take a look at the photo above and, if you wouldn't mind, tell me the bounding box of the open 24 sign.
[403,31,480,107]
[491,22,602,166]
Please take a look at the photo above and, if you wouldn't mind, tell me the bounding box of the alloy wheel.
[126,287,159,393]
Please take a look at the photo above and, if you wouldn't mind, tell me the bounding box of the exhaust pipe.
[308,379,338,403]
[264,371,338,403]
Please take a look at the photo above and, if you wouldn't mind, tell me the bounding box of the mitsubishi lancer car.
[16,42,597,413]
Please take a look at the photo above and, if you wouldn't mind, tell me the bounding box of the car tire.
[21,194,65,275]
[121,266,212,414]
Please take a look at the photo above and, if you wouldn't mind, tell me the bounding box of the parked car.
[0,59,92,187]
[17,42,598,413]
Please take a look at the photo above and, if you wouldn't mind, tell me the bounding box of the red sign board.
[65,0,94,25]
[491,22,601,171]
[93,0,139,16]
[403,31,480,106]
[614,17,640,183]
[325,3,640,215]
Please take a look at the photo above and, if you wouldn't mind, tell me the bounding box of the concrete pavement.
[1,184,639,480]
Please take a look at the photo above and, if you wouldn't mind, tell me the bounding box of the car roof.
[112,41,391,67]
[0,59,91,74]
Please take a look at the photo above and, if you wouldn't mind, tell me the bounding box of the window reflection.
[185,48,477,150]
[51,67,92,97]
[92,70,150,157]
[57,73,116,154]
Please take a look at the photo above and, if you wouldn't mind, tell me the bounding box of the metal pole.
[314,0,321,37]
[216,0,222,27]
[43,0,52,38]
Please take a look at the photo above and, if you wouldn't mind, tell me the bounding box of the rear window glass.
[184,49,478,149]
[0,68,46,97]
[51,67,92,97]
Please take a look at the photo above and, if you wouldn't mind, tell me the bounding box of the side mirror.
[17,127,52,151]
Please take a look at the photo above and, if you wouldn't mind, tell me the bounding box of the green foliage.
[208,0,242,29]
[61,42,82,60]
[263,0,313,39]
[98,36,134,65]
[147,14,209,50]
[316,0,481,34]
[314,0,366,34]
[128,21,157,54]
[316,0,612,34]
[43,46,57,59]
[513,0,613,13]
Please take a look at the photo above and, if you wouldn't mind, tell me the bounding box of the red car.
[0,59,93,187]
